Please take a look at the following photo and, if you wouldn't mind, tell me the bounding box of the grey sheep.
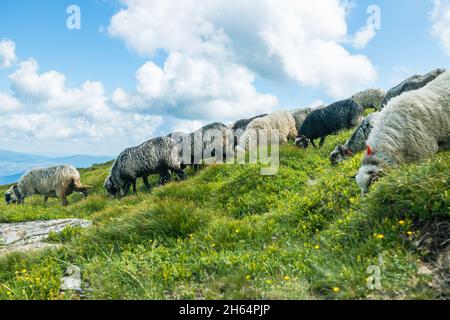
[381,68,446,108]
[104,137,185,197]
[176,122,230,171]
[290,108,314,133]
[295,99,364,148]
[330,112,379,165]
[4,165,91,206]
[351,89,386,110]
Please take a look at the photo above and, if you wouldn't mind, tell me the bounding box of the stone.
[0,218,92,255]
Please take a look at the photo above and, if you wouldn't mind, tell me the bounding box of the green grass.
[0,125,448,300]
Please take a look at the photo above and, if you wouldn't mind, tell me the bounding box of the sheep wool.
[330,112,379,164]
[105,137,185,197]
[381,68,446,108]
[351,89,386,110]
[296,99,364,148]
[356,70,450,194]
[238,111,297,150]
[5,165,89,206]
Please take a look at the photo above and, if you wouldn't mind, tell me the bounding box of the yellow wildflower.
[333,287,340,293]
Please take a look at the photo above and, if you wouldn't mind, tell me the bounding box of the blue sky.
[0,0,449,156]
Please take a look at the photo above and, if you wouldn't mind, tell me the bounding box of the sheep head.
[4,185,20,205]
[355,145,384,195]
[295,135,309,148]
[330,144,352,165]
[103,175,118,196]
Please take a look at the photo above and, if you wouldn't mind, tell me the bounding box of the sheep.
[290,108,314,132]
[4,165,91,206]
[104,136,185,197]
[173,122,230,171]
[230,114,267,146]
[356,70,450,195]
[237,111,297,150]
[351,89,386,110]
[381,68,446,108]
[295,99,364,148]
[231,114,268,133]
[330,112,379,165]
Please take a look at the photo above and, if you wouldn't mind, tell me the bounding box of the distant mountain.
[0,149,112,185]
[0,173,23,185]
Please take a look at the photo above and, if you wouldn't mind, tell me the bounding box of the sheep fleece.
[239,111,297,147]
[17,165,84,199]
[365,70,450,165]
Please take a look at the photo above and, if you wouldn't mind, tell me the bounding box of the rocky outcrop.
[0,219,92,255]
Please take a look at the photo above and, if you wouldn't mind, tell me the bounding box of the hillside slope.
[0,128,448,300]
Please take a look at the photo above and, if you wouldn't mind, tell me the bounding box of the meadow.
[0,122,448,300]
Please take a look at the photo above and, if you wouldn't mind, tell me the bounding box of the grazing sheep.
[351,89,386,110]
[230,114,268,146]
[104,137,185,197]
[356,70,450,195]
[175,122,230,171]
[330,112,379,165]
[290,108,314,133]
[231,114,268,133]
[237,111,297,150]
[382,68,446,108]
[4,165,91,206]
[295,99,364,148]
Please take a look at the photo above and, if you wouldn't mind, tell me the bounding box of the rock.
[0,219,92,255]
[60,265,82,292]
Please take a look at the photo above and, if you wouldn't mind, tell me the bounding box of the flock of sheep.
[4,68,450,206]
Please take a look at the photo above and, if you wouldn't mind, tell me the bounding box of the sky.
[0,0,449,156]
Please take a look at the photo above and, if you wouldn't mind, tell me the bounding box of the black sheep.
[295,99,364,148]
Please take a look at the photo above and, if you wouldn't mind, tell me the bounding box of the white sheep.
[237,111,297,150]
[356,70,450,194]
[5,165,91,206]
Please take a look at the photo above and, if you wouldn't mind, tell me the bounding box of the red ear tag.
[367,145,373,155]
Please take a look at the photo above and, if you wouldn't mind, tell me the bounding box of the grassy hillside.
[0,127,448,300]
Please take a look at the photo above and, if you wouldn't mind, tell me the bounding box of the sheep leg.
[158,169,171,186]
[142,176,151,190]
[132,181,137,193]
[174,168,186,181]
[120,183,131,197]
[310,139,317,148]
[43,196,49,203]
[319,136,326,148]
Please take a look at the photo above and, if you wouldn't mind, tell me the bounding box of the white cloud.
[0,92,22,112]
[349,25,377,49]
[431,0,450,56]
[108,0,377,99]
[1,57,164,154]
[114,52,279,121]
[0,39,17,69]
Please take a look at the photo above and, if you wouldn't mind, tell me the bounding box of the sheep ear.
[12,185,21,198]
